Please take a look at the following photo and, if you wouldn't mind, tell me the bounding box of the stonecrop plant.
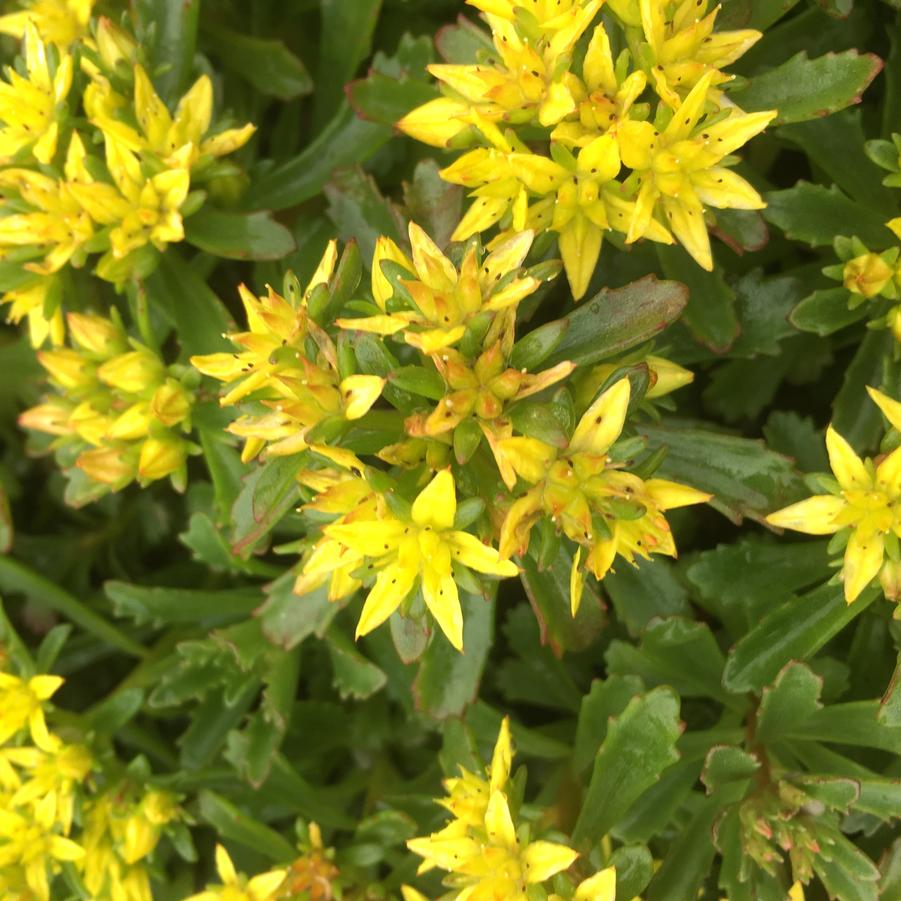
[1,0,900,899]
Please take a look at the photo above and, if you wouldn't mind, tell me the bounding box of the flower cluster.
[192,220,706,651]
[19,310,198,499]
[405,718,616,900]
[0,12,253,346]
[399,0,775,297]
[767,386,901,606]
[0,668,181,900]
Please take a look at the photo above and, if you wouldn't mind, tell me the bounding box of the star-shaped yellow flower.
[183,845,286,901]
[767,394,901,604]
[312,469,518,650]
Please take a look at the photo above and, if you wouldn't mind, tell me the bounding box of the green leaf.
[105,581,261,628]
[572,687,681,845]
[231,455,305,557]
[833,330,897,449]
[251,103,391,211]
[791,287,867,335]
[640,420,807,525]
[327,627,387,700]
[201,24,312,99]
[881,653,901,726]
[413,590,494,721]
[325,167,404,264]
[84,688,145,734]
[645,797,721,900]
[0,484,11,554]
[603,557,691,638]
[718,0,802,29]
[0,557,145,658]
[701,745,760,793]
[257,574,338,651]
[606,618,736,707]
[657,245,738,353]
[756,662,823,742]
[730,270,802,357]
[314,0,383,130]
[184,208,296,261]
[517,544,605,655]
[140,0,199,103]
[813,825,881,901]
[144,252,233,357]
[543,276,688,367]
[611,845,655,900]
[687,537,831,638]
[573,675,644,775]
[403,159,464,250]
[197,789,297,861]
[722,584,879,693]
[786,700,901,751]
[779,110,890,211]
[764,182,894,248]
[733,50,883,124]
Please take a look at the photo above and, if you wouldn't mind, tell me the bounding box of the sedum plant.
[0,0,899,900]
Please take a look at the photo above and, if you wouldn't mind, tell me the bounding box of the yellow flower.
[337,224,541,353]
[575,354,694,406]
[84,63,255,172]
[0,0,93,46]
[497,378,709,612]
[0,672,63,751]
[766,413,901,604]
[191,245,385,462]
[310,469,518,651]
[0,794,84,901]
[636,0,762,108]
[619,71,776,270]
[0,22,72,165]
[4,741,93,834]
[408,717,579,899]
[0,134,96,274]
[121,789,179,864]
[0,276,64,348]
[184,844,287,901]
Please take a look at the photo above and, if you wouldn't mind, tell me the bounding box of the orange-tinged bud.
[66,312,127,358]
[106,401,152,441]
[843,253,893,298]
[77,446,136,486]
[488,369,523,401]
[150,379,193,427]
[880,558,901,602]
[97,349,166,394]
[19,401,73,436]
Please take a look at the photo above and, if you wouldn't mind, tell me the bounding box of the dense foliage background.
[1,0,900,899]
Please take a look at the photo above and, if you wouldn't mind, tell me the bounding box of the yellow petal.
[371,235,414,309]
[765,495,846,535]
[448,531,518,577]
[577,133,621,182]
[661,192,712,271]
[876,445,901,494]
[422,552,463,651]
[411,469,457,531]
[340,374,384,419]
[522,840,579,883]
[558,215,603,301]
[398,97,471,147]
[575,866,617,901]
[410,222,457,291]
[356,564,416,638]
[692,168,765,210]
[826,426,870,490]
[570,546,585,616]
[570,378,630,455]
[843,528,884,603]
[496,436,558,484]
[645,479,711,509]
[215,845,238,885]
[867,385,901,434]
[489,717,513,793]
[484,791,517,848]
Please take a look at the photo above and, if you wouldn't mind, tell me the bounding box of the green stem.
[0,556,146,659]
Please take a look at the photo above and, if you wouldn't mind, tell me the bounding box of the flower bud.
[843,253,893,298]
[881,558,901,602]
[106,402,152,441]
[98,349,166,394]
[95,17,138,71]
[647,355,694,398]
[67,312,127,358]
[38,349,94,391]
[77,446,136,486]
[150,379,193,428]
[138,434,187,482]
[19,401,73,437]
[70,401,115,446]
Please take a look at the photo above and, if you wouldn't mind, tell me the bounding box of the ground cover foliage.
[0,0,900,898]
